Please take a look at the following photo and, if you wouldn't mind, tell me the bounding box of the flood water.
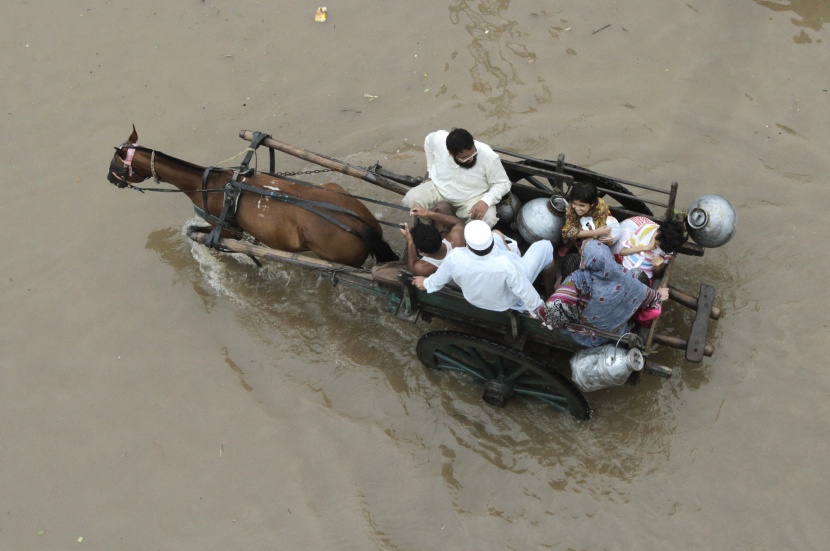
[1,1,828,549]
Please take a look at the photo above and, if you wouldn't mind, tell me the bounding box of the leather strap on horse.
[228,179,366,238]
[205,177,240,249]
[277,174,410,215]
[199,171,375,251]
[198,166,243,226]
[239,131,275,176]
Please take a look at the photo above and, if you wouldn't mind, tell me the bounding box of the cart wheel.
[416,331,591,420]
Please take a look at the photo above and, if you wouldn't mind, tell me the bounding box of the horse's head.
[108,125,148,188]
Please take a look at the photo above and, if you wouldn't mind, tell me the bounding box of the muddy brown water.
[2,2,828,549]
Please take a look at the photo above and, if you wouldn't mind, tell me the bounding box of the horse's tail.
[358,224,399,263]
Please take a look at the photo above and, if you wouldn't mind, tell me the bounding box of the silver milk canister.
[569,344,644,393]
[686,194,737,248]
[495,192,522,224]
[515,196,568,245]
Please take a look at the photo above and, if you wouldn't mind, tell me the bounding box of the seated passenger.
[580,213,621,248]
[402,128,512,227]
[400,206,466,277]
[401,205,522,276]
[612,216,687,283]
[560,182,614,252]
[412,220,553,316]
[540,240,669,346]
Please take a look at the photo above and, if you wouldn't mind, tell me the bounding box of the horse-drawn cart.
[109,128,731,421]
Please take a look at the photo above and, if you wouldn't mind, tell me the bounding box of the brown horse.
[107,127,398,267]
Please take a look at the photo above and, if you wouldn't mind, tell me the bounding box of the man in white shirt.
[412,221,553,316]
[402,128,512,228]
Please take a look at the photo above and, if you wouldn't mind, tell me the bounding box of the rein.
[126,180,405,227]
[277,174,409,215]
[114,144,406,228]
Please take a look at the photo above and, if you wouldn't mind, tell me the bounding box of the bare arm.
[577,225,612,240]
[420,256,455,293]
[409,207,463,229]
[619,233,657,256]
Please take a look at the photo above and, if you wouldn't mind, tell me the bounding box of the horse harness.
[198,167,381,250]
[111,133,403,252]
[196,132,386,250]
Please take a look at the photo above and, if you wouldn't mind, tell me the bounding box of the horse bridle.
[108,142,170,190]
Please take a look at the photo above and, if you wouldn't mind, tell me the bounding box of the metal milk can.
[686,194,737,248]
[495,192,522,225]
[570,345,644,393]
[515,196,568,245]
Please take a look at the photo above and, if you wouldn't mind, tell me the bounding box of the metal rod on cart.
[501,160,669,209]
[494,147,672,195]
[239,130,411,196]
[665,181,678,218]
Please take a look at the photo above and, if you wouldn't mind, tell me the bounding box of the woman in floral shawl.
[539,240,669,346]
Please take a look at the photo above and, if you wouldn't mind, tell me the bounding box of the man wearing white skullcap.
[412,220,554,316]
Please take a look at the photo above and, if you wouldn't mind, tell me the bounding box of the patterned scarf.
[544,240,651,345]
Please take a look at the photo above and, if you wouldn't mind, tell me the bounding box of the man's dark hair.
[446,128,475,155]
[658,219,687,254]
[567,182,599,206]
[410,223,443,254]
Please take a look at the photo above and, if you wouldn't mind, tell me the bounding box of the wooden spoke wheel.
[416,331,591,420]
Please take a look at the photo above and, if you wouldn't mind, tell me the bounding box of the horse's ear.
[128,124,138,144]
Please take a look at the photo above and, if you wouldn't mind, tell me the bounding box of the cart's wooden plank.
[239,130,411,196]
[669,285,722,319]
[652,334,714,357]
[686,284,716,362]
[187,231,374,284]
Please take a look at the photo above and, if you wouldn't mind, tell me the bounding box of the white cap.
[464,220,494,252]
